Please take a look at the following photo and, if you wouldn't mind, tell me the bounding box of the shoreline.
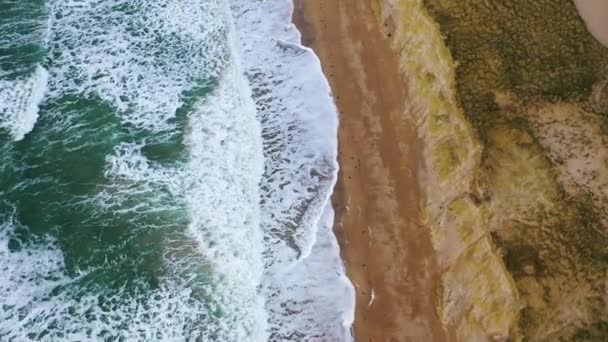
[293,1,450,340]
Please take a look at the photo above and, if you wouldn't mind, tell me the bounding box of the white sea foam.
[230,0,356,340]
[1,0,354,340]
[0,206,214,341]
[263,205,355,341]
[2,0,267,340]
[0,65,49,141]
[45,0,229,133]
[181,58,268,340]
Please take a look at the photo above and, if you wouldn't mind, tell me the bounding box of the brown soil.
[293,1,451,341]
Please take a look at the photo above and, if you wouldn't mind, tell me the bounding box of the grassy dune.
[374,0,608,340]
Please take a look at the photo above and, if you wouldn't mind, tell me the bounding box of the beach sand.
[575,0,608,47]
[293,1,451,341]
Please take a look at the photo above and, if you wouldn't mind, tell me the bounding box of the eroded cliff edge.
[374,0,608,340]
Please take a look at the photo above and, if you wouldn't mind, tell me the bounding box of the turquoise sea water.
[0,0,354,340]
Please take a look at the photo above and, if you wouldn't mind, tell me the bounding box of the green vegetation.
[419,0,608,339]
[423,0,608,135]
[374,0,608,339]
[375,0,520,339]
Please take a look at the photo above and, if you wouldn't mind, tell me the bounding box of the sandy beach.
[293,1,450,340]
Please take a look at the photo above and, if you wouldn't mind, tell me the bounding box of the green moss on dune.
[483,123,607,340]
[423,0,608,135]
[420,0,608,340]
[375,0,608,339]
[375,1,520,339]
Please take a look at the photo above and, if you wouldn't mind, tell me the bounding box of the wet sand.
[293,1,450,341]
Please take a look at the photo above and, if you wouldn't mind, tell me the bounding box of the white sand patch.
[574,0,608,47]
[527,102,608,229]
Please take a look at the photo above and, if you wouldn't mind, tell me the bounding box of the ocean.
[0,0,354,340]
